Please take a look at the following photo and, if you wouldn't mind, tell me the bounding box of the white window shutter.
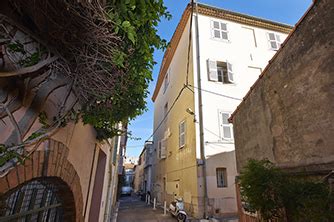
[167,68,170,84]
[276,34,281,48]
[227,61,234,83]
[210,20,214,38]
[179,121,186,148]
[207,59,218,81]
[220,22,227,31]
[161,139,167,159]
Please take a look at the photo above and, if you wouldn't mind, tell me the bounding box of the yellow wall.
[152,17,203,217]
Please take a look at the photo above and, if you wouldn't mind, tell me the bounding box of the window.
[216,168,227,187]
[163,68,170,93]
[179,120,186,148]
[207,59,234,84]
[267,32,281,50]
[211,21,228,40]
[219,111,233,139]
[159,139,166,159]
[164,102,168,119]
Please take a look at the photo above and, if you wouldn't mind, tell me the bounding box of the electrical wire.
[146,85,187,141]
[128,1,239,150]
[187,84,242,101]
[141,1,196,144]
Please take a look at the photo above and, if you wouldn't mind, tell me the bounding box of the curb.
[111,201,120,222]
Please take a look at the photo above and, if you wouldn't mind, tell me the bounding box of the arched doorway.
[0,177,75,221]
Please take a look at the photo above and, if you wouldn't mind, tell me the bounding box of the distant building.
[125,156,139,165]
[230,0,333,220]
[123,163,135,188]
[134,141,154,193]
[151,2,291,219]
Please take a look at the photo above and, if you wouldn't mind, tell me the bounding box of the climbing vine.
[6,0,170,140]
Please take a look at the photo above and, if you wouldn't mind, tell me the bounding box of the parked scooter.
[169,197,187,222]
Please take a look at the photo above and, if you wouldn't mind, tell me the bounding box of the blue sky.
[126,0,312,157]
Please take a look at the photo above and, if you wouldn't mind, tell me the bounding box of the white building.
[151,2,291,219]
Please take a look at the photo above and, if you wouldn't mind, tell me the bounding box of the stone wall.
[232,0,334,173]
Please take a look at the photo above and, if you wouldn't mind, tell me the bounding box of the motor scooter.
[169,197,187,222]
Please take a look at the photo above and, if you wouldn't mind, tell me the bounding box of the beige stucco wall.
[152,16,201,217]
[232,0,334,174]
[206,151,238,214]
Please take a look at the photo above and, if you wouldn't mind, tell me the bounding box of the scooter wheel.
[177,213,186,222]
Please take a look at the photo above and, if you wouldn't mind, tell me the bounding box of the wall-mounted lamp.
[186,108,195,115]
[186,108,197,122]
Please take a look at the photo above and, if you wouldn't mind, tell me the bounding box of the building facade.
[0,1,127,221]
[151,3,291,219]
[230,0,333,183]
[134,141,154,194]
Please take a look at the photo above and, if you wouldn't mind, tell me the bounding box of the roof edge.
[229,1,316,123]
[152,3,294,102]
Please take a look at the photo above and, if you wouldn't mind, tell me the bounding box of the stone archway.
[0,139,84,221]
[0,177,75,221]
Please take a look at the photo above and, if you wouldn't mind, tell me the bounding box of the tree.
[239,159,333,221]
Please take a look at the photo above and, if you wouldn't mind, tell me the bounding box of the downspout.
[103,138,115,221]
[193,1,208,218]
[83,144,97,219]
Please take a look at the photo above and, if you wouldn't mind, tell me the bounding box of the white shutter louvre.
[227,62,234,83]
[160,139,167,159]
[207,59,218,81]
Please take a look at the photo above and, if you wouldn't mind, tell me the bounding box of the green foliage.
[26,132,44,141]
[239,159,334,221]
[38,111,49,128]
[83,0,171,139]
[239,159,285,219]
[7,42,42,67]
[0,144,24,167]
[20,51,41,67]
[7,42,25,54]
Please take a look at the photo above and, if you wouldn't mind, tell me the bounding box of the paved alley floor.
[117,195,176,222]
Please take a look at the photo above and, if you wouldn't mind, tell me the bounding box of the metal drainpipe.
[103,138,114,221]
[193,0,208,218]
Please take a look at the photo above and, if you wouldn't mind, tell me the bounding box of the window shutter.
[220,23,227,31]
[219,111,233,139]
[226,62,234,83]
[220,23,228,40]
[179,121,186,148]
[207,59,218,81]
[158,141,161,159]
[276,34,281,48]
[161,139,167,159]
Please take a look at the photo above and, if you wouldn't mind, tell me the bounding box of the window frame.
[179,120,186,148]
[207,59,235,84]
[216,167,228,188]
[163,102,168,121]
[219,111,234,140]
[163,68,170,93]
[159,139,167,159]
[211,20,229,41]
[267,32,281,50]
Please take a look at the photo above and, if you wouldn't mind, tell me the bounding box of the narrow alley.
[116,195,175,222]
